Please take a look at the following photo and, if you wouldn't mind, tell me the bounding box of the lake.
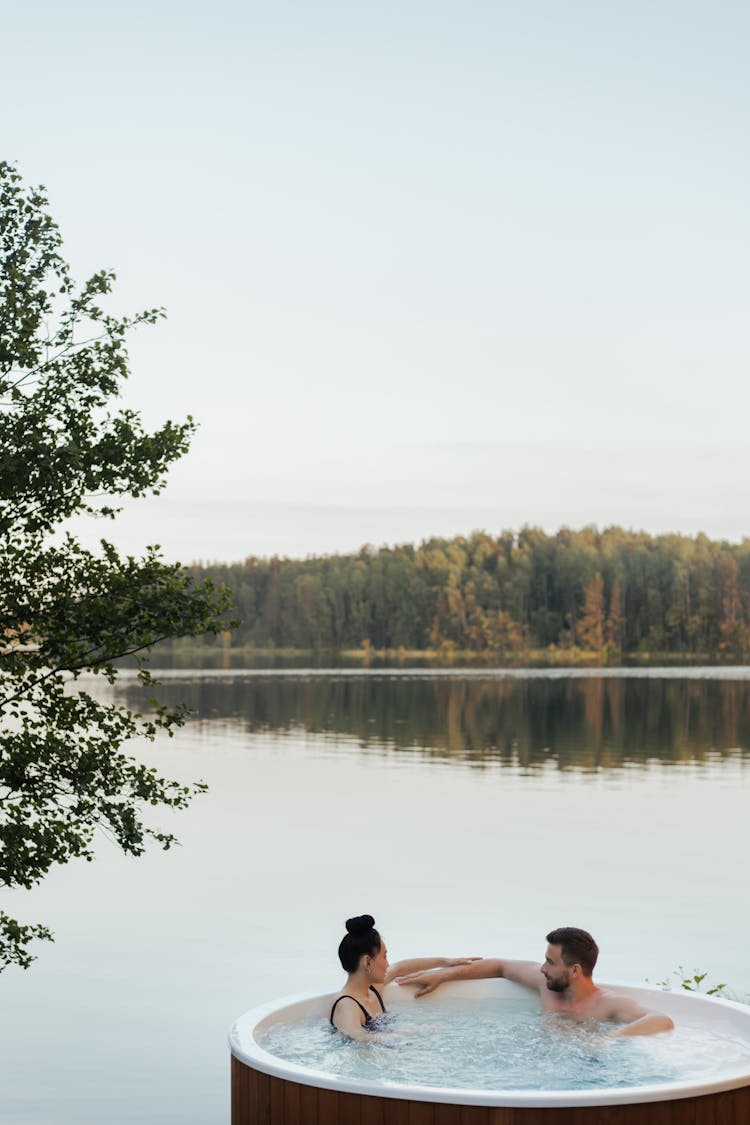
[2,667,749,1123]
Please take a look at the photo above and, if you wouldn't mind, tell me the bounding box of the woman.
[329,914,477,1040]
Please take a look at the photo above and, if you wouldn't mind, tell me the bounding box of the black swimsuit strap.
[329,987,386,1027]
[329,995,371,1026]
[369,985,386,1013]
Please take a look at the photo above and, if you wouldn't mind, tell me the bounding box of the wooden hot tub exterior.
[229,981,750,1125]
[231,1054,750,1124]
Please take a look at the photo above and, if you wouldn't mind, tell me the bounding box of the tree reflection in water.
[114,673,750,773]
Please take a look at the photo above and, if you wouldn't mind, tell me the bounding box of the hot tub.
[229,978,750,1123]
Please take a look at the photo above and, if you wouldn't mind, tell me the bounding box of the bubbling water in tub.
[259,995,750,1093]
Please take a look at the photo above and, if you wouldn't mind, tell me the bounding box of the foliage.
[0,162,233,971]
[654,967,727,997]
[179,527,750,660]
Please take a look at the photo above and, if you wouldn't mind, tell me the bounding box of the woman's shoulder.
[330,992,364,1017]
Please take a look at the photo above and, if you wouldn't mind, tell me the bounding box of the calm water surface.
[2,668,749,1123]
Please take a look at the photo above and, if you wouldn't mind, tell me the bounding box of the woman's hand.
[397,957,491,997]
[396,968,450,997]
[384,956,482,986]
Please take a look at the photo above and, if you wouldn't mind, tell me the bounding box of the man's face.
[540,943,572,992]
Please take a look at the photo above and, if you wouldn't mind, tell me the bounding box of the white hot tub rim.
[229,979,750,1109]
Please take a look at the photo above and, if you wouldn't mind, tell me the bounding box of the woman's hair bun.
[338,915,381,971]
[345,914,375,936]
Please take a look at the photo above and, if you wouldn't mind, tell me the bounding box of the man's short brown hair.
[546,927,599,977]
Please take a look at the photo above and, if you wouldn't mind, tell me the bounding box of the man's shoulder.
[592,986,643,1019]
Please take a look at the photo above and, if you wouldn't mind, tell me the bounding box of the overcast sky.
[4,1,749,562]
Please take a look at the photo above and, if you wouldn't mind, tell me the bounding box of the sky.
[3,1,749,563]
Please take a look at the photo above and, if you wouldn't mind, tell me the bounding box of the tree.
[578,573,605,654]
[0,163,233,972]
[718,555,747,655]
[604,578,624,659]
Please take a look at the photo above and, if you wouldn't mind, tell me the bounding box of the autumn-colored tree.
[605,579,624,657]
[485,609,528,653]
[719,556,747,654]
[578,573,605,653]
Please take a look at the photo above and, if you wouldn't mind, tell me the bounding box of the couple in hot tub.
[329,915,674,1042]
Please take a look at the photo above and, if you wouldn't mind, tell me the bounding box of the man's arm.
[606,995,674,1037]
[397,958,541,997]
[383,957,480,985]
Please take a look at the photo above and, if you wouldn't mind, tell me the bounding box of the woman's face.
[365,940,389,983]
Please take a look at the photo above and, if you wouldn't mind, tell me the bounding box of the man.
[397,927,674,1037]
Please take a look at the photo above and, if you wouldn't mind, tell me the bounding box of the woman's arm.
[384,956,480,985]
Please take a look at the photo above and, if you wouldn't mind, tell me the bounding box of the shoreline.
[129,642,750,670]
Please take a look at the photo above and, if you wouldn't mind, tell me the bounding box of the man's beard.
[545,975,570,992]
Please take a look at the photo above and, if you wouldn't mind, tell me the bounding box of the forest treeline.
[186,527,750,660]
